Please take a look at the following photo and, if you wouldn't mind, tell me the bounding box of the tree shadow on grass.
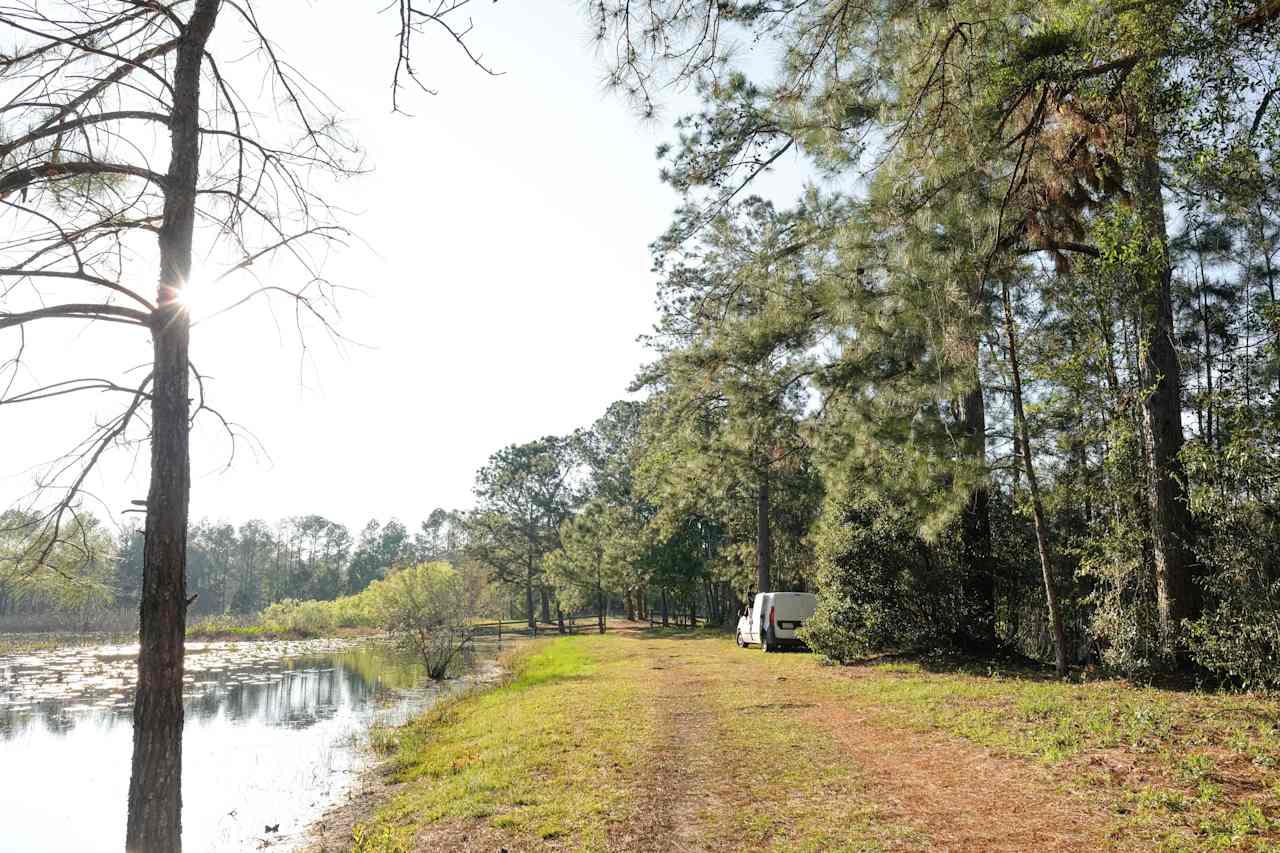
[852,648,1069,682]
[838,647,1252,699]
[637,625,733,642]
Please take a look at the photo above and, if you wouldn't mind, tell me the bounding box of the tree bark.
[1000,278,1068,677]
[959,375,996,652]
[524,557,535,631]
[126,3,219,851]
[756,472,772,594]
[1134,141,1197,653]
[597,586,606,634]
[1257,202,1279,398]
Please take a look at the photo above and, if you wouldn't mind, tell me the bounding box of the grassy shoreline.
[351,636,652,851]
[0,630,136,655]
[338,629,1280,852]
[0,623,379,655]
[185,622,380,642]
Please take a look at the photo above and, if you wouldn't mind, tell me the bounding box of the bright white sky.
[1,2,807,534]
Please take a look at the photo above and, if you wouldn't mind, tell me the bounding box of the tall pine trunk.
[524,556,535,631]
[126,3,219,850]
[756,472,771,593]
[999,278,1068,676]
[1134,140,1197,654]
[959,375,996,652]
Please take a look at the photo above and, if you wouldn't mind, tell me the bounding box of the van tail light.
[768,606,776,628]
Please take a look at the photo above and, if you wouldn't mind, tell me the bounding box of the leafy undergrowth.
[0,631,135,654]
[0,635,80,654]
[351,631,1280,852]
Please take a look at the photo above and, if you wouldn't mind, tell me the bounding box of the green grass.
[357,635,655,850]
[696,648,915,850]
[808,657,1278,764]
[768,655,1280,850]
[351,631,1280,852]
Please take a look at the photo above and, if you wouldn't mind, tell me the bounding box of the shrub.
[370,562,474,679]
[1189,580,1280,690]
[260,598,336,635]
[1183,422,1280,689]
[801,488,972,662]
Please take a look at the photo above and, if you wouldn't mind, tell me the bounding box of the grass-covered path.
[324,629,1280,852]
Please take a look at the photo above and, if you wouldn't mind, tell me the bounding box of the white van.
[735,592,817,652]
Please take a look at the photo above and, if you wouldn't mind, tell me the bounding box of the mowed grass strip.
[353,631,1280,852]
[357,635,656,850]
[680,637,917,852]
[355,631,916,852]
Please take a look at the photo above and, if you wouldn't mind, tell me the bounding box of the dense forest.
[3,0,1278,684]
[459,0,1280,687]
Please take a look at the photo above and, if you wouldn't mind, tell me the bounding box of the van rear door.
[749,594,765,644]
[770,593,817,639]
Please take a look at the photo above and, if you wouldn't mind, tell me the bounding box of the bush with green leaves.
[801,488,973,662]
[371,562,475,679]
[259,598,338,635]
[1189,575,1280,691]
[1184,420,1280,690]
[255,590,381,635]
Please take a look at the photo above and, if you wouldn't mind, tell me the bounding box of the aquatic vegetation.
[0,636,512,850]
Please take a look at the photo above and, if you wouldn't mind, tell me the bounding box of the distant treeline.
[0,508,466,622]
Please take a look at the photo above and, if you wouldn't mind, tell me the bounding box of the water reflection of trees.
[0,645,426,741]
[185,662,361,727]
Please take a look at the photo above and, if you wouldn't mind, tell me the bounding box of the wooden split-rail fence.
[466,614,706,641]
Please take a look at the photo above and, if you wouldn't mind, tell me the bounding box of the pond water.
[0,636,506,852]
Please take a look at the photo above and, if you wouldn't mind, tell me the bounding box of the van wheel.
[735,632,745,648]
[761,639,771,653]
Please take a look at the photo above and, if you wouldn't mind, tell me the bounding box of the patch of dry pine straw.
[809,701,1111,851]
[610,644,1113,852]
